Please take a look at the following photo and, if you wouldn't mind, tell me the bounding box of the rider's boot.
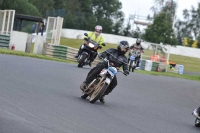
[88,59,94,67]
[89,62,92,67]
[80,82,88,91]
[74,49,82,58]
[99,95,105,104]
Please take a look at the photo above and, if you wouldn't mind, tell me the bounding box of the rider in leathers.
[128,38,144,67]
[193,106,200,118]
[80,41,130,103]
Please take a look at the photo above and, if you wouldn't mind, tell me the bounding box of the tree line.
[0,0,128,35]
[0,0,200,47]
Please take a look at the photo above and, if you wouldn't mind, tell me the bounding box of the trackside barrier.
[0,34,10,49]
[45,43,101,65]
[44,43,183,74]
[167,64,184,74]
[140,60,161,72]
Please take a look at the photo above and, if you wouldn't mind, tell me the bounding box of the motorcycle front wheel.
[129,60,133,72]
[78,54,87,67]
[81,93,89,99]
[89,81,108,103]
[195,118,200,127]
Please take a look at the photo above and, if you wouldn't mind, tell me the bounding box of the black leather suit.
[84,48,129,95]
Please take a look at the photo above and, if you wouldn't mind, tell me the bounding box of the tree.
[29,0,54,17]
[0,0,39,16]
[131,26,141,38]
[174,3,200,46]
[112,10,124,35]
[143,13,177,45]
[123,22,131,37]
[0,0,3,9]
[92,0,124,34]
[112,19,124,35]
[77,0,95,31]
[53,0,66,9]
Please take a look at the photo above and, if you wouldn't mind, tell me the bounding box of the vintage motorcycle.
[80,57,127,103]
[77,33,105,67]
[192,107,200,127]
[128,50,141,72]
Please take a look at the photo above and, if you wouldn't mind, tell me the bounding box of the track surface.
[0,54,199,133]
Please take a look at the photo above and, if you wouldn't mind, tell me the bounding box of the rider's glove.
[102,43,106,46]
[84,38,88,41]
[124,70,129,76]
[98,53,106,59]
[98,45,102,49]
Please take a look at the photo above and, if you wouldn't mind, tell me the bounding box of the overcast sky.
[119,0,199,30]
[120,0,199,20]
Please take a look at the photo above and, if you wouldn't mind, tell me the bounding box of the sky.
[120,0,200,30]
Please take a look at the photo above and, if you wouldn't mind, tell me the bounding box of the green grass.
[0,48,76,64]
[60,38,200,72]
[142,49,200,72]
[136,70,200,81]
[0,37,199,82]
[169,54,200,72]
[60,38,117,52]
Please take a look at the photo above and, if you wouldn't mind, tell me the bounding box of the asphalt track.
[0,54,199,133]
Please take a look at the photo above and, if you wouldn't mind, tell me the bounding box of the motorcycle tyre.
[89,83,108,103]
[129,60,134,72]
[81,93,89,99]
[78,54,87,67]
[195,118,200,127]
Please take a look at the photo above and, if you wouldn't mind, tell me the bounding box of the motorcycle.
[77,33,105,67]
[128,50,141,72]
[81,57,127,103]
[192,107,200,127]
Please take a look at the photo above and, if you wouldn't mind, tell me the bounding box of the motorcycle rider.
[80,40,130,103]
[128,38,144,67]
[74,25,105,67]
[193,106,200,118]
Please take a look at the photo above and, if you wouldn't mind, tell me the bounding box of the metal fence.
[0,10,15,35]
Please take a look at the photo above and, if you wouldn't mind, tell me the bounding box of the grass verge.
[0,48,76,64]
[60,38,200,72]
[135,70,200,81]
[0,38,199,82]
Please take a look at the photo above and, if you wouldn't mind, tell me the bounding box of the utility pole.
[172,0,178,31]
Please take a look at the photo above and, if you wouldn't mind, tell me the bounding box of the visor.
[119,43,129,49]
[96,30,102,33]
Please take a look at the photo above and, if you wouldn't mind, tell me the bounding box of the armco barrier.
[167,64,184,74]
[45,44,101,65]
[0,34,10,49]
[140,60,160,72]
[44,43,176,73]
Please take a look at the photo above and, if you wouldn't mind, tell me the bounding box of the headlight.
[88,43,95,48]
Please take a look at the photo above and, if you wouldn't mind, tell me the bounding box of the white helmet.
[95,25,102,34]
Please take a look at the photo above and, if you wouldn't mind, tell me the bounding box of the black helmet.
[117,40,129,55]
[136,38,141,45]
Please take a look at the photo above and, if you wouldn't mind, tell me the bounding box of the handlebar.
[99,57,127,76]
